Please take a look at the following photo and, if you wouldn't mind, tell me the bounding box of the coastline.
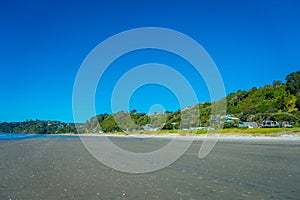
[51,132,300,141]
[2,130,300,141]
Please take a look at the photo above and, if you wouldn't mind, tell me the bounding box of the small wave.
[0,133,79,140]
[0,133,38,140]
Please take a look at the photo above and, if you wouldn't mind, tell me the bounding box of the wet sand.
[1,137,300,199]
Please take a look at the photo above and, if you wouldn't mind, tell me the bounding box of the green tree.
[100,115,121,132]
[286,71,300,95]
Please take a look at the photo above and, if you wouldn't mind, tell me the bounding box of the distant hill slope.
[1,71,300,134]
[225,71,300,123]
[85,71,300,132]
[0,120,76,134]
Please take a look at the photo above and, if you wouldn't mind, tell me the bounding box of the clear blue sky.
[0,0,299,122]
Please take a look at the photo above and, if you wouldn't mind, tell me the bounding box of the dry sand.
[1,136,300,199]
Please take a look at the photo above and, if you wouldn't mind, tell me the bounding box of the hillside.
[0,120,76,134]
[225,71,300,124]
[83,71,300,132]
[1,71,300,134]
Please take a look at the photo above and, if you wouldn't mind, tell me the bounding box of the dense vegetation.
[85,71,300,132]
[226,71,300,126]
[0,120,76,134]
[1,71,299,134]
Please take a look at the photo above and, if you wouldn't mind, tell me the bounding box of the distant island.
[1,71,300,135]
[0,120,76,134]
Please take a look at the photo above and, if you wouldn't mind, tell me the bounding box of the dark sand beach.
[1,136,300,199]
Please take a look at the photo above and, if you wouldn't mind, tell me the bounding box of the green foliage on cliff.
[226,71,300,123]
[1,71,299,134]
[84,71,300,132]
[0,120,76,134]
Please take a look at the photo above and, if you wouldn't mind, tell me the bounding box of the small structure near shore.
[239,122,258,128]
[262,120,280,128]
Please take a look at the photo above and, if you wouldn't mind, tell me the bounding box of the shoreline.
[2,132,300,141]
[50,132,300,140]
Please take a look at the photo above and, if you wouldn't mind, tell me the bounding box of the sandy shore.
[53,132,300,141]
[1,136,300,199]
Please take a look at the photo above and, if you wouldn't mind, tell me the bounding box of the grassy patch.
[220,127,300,134]
[98,127,300,136]
[196,130,208,134]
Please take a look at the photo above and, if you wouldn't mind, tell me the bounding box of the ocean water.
[0,133,38,140]
[0,133,79,140]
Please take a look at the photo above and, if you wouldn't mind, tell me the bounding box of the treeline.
[0,120,76,134]
[1,71,300,134]
[84,105,212,133]
[225,70,300,126]
[84,70,300,132]
[85,110,155,133]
